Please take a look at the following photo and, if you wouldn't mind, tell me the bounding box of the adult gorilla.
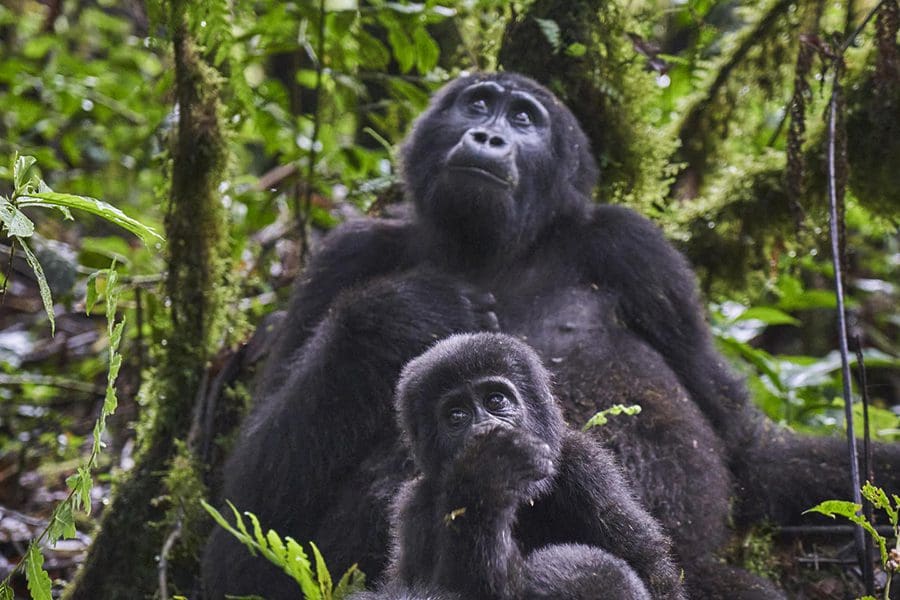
[202,73,899,599]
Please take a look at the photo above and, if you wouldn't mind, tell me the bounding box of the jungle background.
[0,0,898,598]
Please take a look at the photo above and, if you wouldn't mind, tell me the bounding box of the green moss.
[726,524,782,582]
[846,70,900,217]
[499,0,678,210]
[159,440,211,593]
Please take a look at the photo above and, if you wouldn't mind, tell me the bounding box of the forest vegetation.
[0,0,898,598]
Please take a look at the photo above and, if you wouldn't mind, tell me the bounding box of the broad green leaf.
[24,545,52,600]
[13,154,37,192]
[311,542,332,596]
[0,198,35,237]
[413,27,439,74]
[18,192,164,246]
[384,23,415,73]
[735,307,800,327]
[804,500,861,519]
[49,503,77,542]
[16,237,55,336]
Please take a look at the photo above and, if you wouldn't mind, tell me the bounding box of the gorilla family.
[202,72,899,599]
[363,332,683,600]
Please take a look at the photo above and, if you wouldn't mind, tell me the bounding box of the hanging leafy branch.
[0,263,125,600]
[201,501,365,600]
[1,154,163,334]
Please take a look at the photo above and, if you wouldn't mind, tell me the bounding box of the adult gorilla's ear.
[554,102,599,198]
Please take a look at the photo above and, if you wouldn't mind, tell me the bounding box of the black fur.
[202,72,900,600]
[369,333,680,600]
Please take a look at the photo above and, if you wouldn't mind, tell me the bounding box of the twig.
[825,58,866,577]
[841,0,888,53]
[158,510,183,600]
[779,524,895,536]
[0,373,104,395]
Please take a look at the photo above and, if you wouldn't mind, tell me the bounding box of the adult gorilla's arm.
[582,205,754,445]
[553,434,686,600]
[258,218,416,397]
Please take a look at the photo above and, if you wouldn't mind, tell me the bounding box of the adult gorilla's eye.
[469,98,489,113]
[484,393,510,412]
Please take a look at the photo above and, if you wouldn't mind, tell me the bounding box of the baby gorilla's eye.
[446,407,470,426]
[510,110,532,126]
[484,393,510,412]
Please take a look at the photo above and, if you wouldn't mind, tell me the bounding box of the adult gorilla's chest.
[487,267,688,430]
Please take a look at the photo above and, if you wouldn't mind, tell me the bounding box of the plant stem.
[825,60,866,577]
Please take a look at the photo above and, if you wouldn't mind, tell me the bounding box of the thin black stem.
[841,0,887,52]
[300,0,327,264]
[825,62,866,574]
[854,336,875,596]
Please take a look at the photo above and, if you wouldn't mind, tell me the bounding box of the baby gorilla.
[365,333,685,600]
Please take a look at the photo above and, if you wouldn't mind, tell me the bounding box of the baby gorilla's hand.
[449,427,555,509]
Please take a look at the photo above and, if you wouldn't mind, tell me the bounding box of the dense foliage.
[0,0,897,598]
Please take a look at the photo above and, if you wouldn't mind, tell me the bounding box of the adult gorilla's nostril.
[489,135,506,148]
[471,130,489,144]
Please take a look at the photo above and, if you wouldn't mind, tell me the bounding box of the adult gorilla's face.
[442,80,551,192]
[401,73,597,259]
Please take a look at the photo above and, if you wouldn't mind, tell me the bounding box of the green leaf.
[804,500,862,519]
[735,306,800,326]
[565,42,587,57]
[583,404,642,431]
[283,537,318,598]
[0,582,14,600]
[533,18,561,52]
[13,154,37,192]
[16,237,55,336]
[383,20,415,73]
[49,503,77,542]
[18,192,164,246]
[413,27,439,73]
[74,466,93,515]
[310,542,332,596]
[110,320,125,352]
[24,545,52,600]
[324,0,357,10]
[334,563,366,598]
[862,482,898,525]
[0,198,35,237]
[267,530,286,562]
[85,272,101,316]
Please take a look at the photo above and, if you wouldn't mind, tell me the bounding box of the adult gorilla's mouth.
[447,164,514,187]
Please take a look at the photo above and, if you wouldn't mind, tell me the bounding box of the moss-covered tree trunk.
[64,6,229,599]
